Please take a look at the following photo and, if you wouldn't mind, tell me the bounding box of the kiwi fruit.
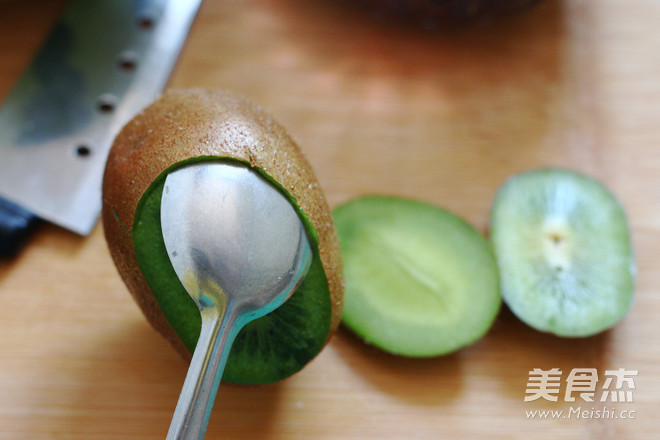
[490,168,635,337]
[102,89,343,384]
[350,0,544,26]
[333,196,501,357]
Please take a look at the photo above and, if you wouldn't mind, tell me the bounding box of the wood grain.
[1,0,658,438]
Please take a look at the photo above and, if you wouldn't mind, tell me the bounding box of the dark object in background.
[0,198,39,258]
[351,0,544,27]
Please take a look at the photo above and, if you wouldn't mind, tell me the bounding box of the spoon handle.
[166,303,244,440]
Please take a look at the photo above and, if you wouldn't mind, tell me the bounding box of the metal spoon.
[160,161,312,440]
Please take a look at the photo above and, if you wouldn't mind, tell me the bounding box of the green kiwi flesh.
[333,196,501,357]
[132,157,332,384]
[490,168,635,337]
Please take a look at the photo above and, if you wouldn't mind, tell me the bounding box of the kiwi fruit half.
[490,168,635,337]
[102,89,343,384]
[333,196,501,357]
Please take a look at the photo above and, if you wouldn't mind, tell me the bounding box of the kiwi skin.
[102,89,343,370]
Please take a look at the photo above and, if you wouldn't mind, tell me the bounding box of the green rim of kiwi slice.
[333,196,501,357]
[132,157,332,385]
[490,168,635,337]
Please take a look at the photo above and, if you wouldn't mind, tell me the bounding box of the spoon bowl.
[160,161,312,439]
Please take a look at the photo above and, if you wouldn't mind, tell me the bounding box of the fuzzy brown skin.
[102,89,344,362]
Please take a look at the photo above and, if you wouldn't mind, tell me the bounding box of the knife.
[0,0,202,257]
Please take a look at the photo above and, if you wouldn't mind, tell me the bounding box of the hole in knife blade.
[75,145,92,159]
[118,51,139,72]
[137,15,155,30]
[97,94,117,113]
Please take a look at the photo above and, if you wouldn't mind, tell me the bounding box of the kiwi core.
[542,218,572,272]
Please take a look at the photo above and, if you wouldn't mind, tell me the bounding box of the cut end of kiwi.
[333,196,501,357]
[102,89,343,384]
[490,168,635,337]
[132,162,332,384]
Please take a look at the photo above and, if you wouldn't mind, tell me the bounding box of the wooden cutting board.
[1,0,658,438]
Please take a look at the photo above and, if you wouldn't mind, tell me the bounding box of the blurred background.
[0,1,658,438]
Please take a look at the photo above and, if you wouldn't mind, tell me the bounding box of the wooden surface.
[1,0,659,438]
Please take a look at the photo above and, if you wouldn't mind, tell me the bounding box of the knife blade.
[0,0,202,255]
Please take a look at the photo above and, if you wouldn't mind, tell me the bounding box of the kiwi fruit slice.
[102,89,343,384]
[333,196,501,357]
[490,168,635,337]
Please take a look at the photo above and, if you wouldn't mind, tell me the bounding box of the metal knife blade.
[0,0,202,237]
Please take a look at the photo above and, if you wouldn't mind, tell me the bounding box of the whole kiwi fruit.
[351,0,543,25]
[102,89,343,384]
